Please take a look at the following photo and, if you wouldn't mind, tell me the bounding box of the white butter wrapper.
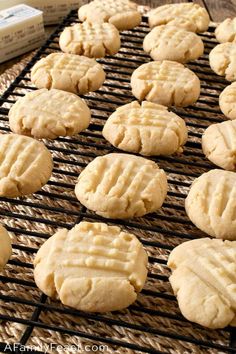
[0,4,45,63]
[0,1,84,25]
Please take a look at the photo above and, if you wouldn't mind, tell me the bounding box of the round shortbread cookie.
[164,18,197,33]
[75,153,168,219]
[34,221,148,312]
[102,101,188,156]
[168,238,236,329]
[148,3,210,33]
[78,0,141,31]
[209,42,236,81]
[9,89,91,139]
[185,169,236,240]
[31,53,105,95]
[59,22,120,58]
[0,225,12,272]
[130,60,200,107]
[202,120,236,170]
[0,134,53,197]
[219,82,236,119]
[143,25,204,63]
[215,18,236,43]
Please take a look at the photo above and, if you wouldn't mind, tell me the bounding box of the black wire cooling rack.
[0,8,236,354]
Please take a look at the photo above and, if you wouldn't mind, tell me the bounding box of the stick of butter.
[0,4,45,64]
[0,1,85,25]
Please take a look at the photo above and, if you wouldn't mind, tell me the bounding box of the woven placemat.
[0,10,233,354]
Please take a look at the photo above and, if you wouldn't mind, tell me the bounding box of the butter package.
[0,4,45,64]
[0,1,84,25]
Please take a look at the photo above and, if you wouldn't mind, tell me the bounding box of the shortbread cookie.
[31,53,105,94]
[34,221,148,312]
[9,89,91,139]
[219,82,236,119]
[59,22,120,58]
[75,153,167,219]
[131,60,200,107]
[0,134,53,197]
[165,18,197,33]
[202,120,236,170]
[168,238,236,329]
[148,3,210,33]
[102,101,188,156]
[78,0,141,31]
[0,225,12,272]
[185,169,236,240]
[209,42,236,81]
[143,25,204,63]
[215,18,236,43]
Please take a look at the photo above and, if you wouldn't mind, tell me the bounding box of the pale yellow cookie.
[31,53,105,94]
[78,0,141,30]
[215,18,236,43]
[209,42,236,81]
[9,89,91,139]
[185,169,236,240]
[34,221,148,312]
[143,25,204,63]
[131,60,200,107]
[165,18,197,33]
[168,238,236,329]
[59,22,120,58]
[202,120,236,170]
[219,82,236,119]
[102,101,188,156]
[0,134,53,197]
[0,225,12,272]
[75,153,167,219]
[148,3,210,33]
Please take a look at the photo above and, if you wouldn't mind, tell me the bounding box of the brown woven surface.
[0,10,233,354]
